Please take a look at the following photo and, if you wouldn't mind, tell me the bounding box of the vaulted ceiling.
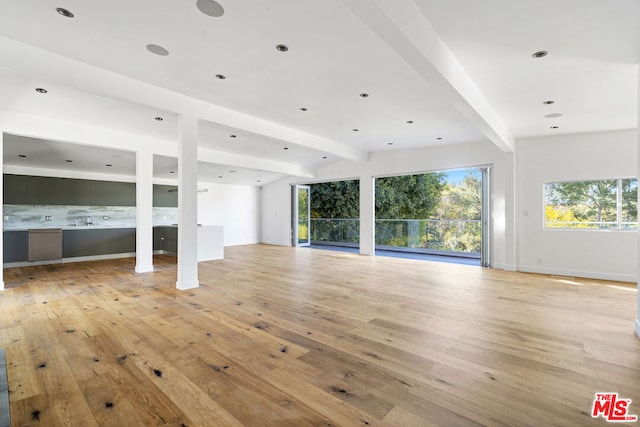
[1,0,638,185]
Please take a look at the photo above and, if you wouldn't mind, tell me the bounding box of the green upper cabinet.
[4,175,62,205]
[153,184,178,207]
[88,180,136,206]
[58,178,97,205]
[4,174,176,207]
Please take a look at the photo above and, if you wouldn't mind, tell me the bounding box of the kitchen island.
[153,225,223,261]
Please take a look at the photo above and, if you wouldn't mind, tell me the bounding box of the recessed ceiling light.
[387,142,394,146]
[229,134,237,138]
[56,7,74,18]
[215,74,226,80]
[352,128,359,132]
[18,154,27,158]
[35,88,48,94]
[229,170,237,173]
[532,50,548,58]
[359,93,369,98]
[436,137,443,140]
[299,107,308,111]
[544,113,563,118]
[65,159,73,163]
[550,126,559,129]
[406,120,414,124]
[257,180,261,183]
[155,116,164,121]
[169,170,175,174]
[322,156,327,159]
[196,0,225,17]
[147,44,170,56]
[283,147,289,150]
[276,44,289,52]
[105,164,112,167]
[218,175,223,178]
[543,100,555,105]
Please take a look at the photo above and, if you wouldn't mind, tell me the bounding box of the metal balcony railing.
[310,218,481,255]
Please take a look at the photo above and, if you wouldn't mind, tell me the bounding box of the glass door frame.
[292,185,311,247]
[480,166,491,268]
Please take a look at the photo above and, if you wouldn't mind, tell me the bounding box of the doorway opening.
[292,185,311,247]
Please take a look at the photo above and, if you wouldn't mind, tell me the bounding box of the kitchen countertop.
[4,226,138,231]
[4,224,214,231]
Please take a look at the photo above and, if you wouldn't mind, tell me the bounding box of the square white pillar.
[176,114,199,290]
[0,132,4,290]
[135,150,154,273]
[636,66,640,339]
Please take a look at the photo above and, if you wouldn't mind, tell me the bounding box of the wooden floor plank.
[1,246,639,426]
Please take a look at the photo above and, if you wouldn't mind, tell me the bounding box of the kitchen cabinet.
[153,185,178,207]
[4,174,173,207]
[62,228,136,258]
[153,226,178,254]
[3,231,29,263]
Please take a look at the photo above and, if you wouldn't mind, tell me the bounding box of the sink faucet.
[86,216,92,225]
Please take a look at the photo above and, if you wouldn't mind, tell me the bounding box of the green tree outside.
[307,170,484,252]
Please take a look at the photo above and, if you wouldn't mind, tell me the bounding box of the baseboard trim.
[135,265,154,274]
[63,253,137,264]
[176,280,199,290]
[154,250,177,256]
[4,252,137,269]
[518,265,635,283]
[493,263,517,272]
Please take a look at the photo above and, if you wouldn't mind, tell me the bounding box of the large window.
[544,178,637,230]
[375,169,484,255]
[309,180,360,246]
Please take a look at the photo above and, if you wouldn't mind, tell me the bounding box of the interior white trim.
[519,265,636,283]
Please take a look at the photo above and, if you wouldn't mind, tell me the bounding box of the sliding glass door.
[480,167,491,267]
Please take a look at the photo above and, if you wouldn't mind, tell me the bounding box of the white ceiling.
[0,0,638,184]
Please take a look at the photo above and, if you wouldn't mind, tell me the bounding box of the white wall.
[261,178,292,247]
[261,140,517,270]
[263,130,640,282]
[517,129,638,282]
[197,182,261,246]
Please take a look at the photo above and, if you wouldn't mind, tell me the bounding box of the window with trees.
[544,178,637,230]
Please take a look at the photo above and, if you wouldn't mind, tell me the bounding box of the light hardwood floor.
[1,244,639,426]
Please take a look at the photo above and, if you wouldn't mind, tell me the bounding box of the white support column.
[135,150,154,273]
[504,151,518,271]
[176,114,199,290]
[636,66,640,339]
[359,175,375,256]
[1,132,4,290]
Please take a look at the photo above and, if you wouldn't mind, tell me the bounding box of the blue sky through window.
[444,168,480,185]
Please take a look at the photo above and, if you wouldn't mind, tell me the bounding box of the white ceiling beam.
[341,0,515,152]
[197,147,314,178]
[0,109,177,157]
[0,109,314,178]
[0,36,368,163]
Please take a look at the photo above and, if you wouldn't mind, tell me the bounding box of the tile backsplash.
[3,205,178,230]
